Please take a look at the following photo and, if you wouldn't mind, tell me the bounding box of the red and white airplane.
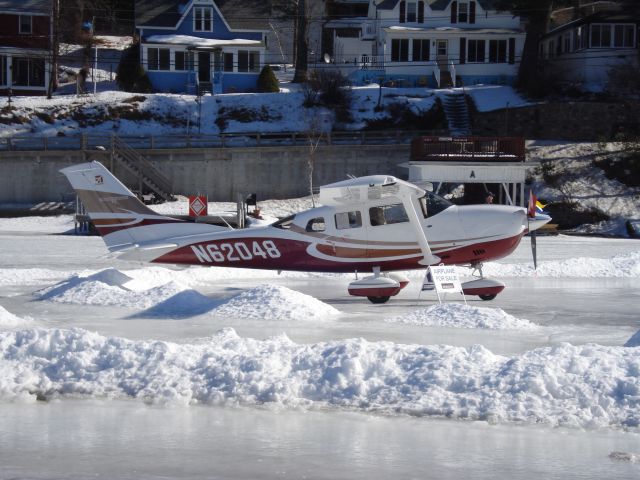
[61,161,550,303]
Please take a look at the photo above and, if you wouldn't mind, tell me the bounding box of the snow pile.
[624,330,640,348]
[0,306,31,328]
[35,270,338,319]
[37,269,193,309]
[466,85,533,112]
[0,328,638,428]
[211,284,339,321]
[483,251,640,278]
[388,303,538,330]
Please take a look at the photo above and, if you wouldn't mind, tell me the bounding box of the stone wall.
[0,144,410,203]
[471,101,640,140]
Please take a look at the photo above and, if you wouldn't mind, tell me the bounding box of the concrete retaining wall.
[0,144,410,203]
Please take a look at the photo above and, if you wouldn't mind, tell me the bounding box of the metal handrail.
[0,130,444,152]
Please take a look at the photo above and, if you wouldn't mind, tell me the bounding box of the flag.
[535,200,546,214]
[527,190,537,218]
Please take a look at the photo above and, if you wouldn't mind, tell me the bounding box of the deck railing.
[0,130,446,152]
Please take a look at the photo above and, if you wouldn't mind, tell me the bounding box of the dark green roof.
[136,0,269,30]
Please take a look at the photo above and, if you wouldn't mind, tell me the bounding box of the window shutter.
[418,1,425,23]
[459,37,466,64]
[451,1,457,24]
[400,1,406,23]
[469,1,476,24]
[508,37,515,64]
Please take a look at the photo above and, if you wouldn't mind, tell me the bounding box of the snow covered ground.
[0,215,639,478]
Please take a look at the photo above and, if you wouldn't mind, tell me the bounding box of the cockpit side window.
[421,192,454,218]
[369,203,409,226]
[273,214,295,229]
[306,217,326,232]
[335,211,362,230]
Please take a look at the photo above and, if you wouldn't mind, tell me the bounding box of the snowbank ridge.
[0,327,638,428]
[388,303,538,330]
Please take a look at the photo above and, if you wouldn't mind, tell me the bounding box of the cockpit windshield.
[420,192,454,218]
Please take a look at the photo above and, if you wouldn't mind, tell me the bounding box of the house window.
[12,57,45,87]
[591,24,612,47]
[412,39,429,61]
[335,211,362,230]
[223,52,234,72]
[19,15,32,34]
[147,47,170,70]
[489,40,507,63]
[249,51,260,72]
[563,33,571,53]
[238,51,248,72]
[407,2,417,22]
[194,7,213,32]
[175,51,186,70]
[391,39,409,62]
[614,24,635,47]
[467,39,485,62]
[458,2,469,23]
[0,56,6,85]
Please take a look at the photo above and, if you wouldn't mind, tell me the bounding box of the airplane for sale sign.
[428,265,463,294]
[188,195,208,217]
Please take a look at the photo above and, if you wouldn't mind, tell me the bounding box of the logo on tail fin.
[95,175,104,185]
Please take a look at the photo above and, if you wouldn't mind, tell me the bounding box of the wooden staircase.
[111,135,175,202]
[441,93,471,136]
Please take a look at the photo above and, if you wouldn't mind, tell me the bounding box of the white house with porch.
[322,0,526,88]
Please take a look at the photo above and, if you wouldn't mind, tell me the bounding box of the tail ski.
[60,161,226,256]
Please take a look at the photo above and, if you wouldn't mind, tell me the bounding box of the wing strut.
[399,190,440,266]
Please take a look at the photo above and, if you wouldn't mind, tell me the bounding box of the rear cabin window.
[306,217,326,232]
[369,204,409,226]
[335,211,362,230]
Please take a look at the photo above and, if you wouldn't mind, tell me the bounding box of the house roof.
[136,0,270,31]
[377,0,497,11]
[542,10,639,38]
[0,0,51,13]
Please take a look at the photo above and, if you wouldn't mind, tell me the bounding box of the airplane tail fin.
[60,161,188,252]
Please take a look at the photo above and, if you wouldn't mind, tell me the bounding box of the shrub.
[257,65,279,93]
[117,43,153,93]
[304,69,352,122]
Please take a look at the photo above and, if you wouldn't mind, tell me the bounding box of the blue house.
[135,0,269,94]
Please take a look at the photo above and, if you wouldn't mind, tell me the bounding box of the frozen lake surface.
[0,225,639,479]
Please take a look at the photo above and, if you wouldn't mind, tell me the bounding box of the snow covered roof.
[135,0,269,31]
[377,0,497,11]
[145,34,263,48]
[385,26,524,34]
[0,0,50,13]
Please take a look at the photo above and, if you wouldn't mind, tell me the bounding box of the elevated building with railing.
[321,0,526,88]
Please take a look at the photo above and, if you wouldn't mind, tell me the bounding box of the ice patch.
[0,305,31,328]
[609,451,640,463]
[388,303,538,330]
[624,330,640,348]
[210,284,340,321]
[0,328,638,428]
